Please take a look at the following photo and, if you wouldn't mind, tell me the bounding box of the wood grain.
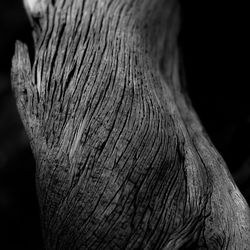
[11,0,250,249]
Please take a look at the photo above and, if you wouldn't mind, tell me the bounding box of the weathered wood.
[11,0,250,249]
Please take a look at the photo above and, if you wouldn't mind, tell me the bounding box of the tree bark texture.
[11,0,250,249]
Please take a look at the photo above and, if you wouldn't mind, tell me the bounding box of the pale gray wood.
[11,0,250,249]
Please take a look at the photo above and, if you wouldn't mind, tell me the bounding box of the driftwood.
[11,0,250,249]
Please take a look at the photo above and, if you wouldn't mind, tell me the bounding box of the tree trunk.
[11,0,250,249]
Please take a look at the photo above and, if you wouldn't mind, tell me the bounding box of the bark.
[11,0,250,249]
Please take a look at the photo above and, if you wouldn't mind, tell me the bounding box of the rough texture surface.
[11,0,250,249]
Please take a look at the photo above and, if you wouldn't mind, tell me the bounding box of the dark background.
[0,1,249,249]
